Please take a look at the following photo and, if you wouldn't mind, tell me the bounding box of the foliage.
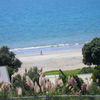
[65,75,83,94]
[12,74,35,96]
[73,75,83,90]
[58,69,84,95]
[12,67,45,96]
[59,69,68,85]
[79,67,94,74]
[92,65,100,86]
[0,89,10,98]
[26,67,40,83]
[0,83,12,98]
[0,46,22,71]
[12,74,23,88]
[82,37,100,66]
[88,83,100,95]
[25,67,41,92]
[7,67,14,80]
[0,67,100,98]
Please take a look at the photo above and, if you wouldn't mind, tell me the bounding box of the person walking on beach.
[40,50,43,55]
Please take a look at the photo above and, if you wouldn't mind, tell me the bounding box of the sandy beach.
[16,49,87,74]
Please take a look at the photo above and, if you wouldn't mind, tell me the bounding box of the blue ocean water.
[0,0,100,49]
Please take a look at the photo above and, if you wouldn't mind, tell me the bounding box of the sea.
[0,0,100,54]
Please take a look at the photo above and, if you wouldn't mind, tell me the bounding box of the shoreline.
[12,43,83,55]
[16,48,88,74]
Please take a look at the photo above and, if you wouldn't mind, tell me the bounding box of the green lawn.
[45,69,81,76]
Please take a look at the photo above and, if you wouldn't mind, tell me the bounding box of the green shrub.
[12,74,22,88]
[88,83,100,95]
[12,67,42,96]
[0,90,9,98]
[12,74,35,96]
[92,65,100,85]
[0,83,12,98]
[79,67,94,74]
[26,67,40,83]
[7,67,14,80]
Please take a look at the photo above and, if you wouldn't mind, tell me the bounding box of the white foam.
[10,43,84,52]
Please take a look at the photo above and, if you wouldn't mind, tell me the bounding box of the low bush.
[79,67,94,74]
[88,83,100,95]
[7,67,14,80]
[92,65,100,86]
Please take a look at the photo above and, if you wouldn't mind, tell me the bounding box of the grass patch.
[45,69,81,76]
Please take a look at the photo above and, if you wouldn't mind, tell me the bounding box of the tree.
[82,37,100,66]
[0,46,22,71]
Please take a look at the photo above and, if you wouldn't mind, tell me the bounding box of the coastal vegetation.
[82,37,100,86]
[0,46,22,71]
[0,66,100,99]
[0,38,100,99]
[82,37,100,66]
[0,46,22,79]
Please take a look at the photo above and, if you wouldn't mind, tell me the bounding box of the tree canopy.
[82,37,100,66]
[0,46,22,71]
